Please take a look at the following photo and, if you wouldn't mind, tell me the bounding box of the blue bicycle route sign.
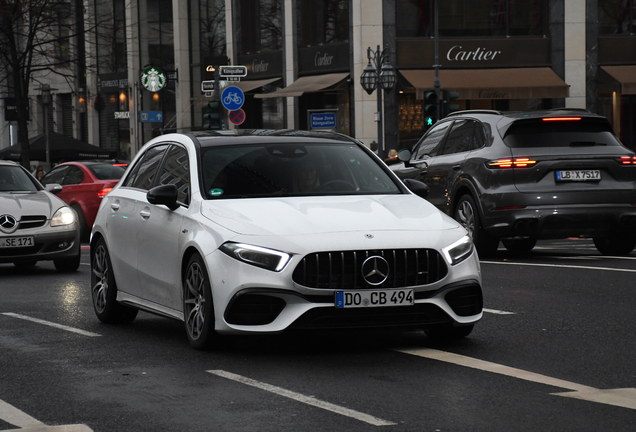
[221,86,244,111]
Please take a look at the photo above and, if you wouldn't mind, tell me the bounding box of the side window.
[412,121,452,160]
[62,166,84,185]
[40,165,69,185]
[123,144,169,190]
[472,121,487,150]
[157,145,190,205]
[441,120,475,155]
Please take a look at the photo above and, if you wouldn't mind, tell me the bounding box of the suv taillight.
[488,158,537,168]
[619,156,636,165]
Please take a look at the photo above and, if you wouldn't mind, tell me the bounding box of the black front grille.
[292,249,448,289]
[18,216,47,230]
[445,285,483,317]
[225,294,286,325]
[290,303,453,329]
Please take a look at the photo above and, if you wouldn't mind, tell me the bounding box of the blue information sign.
[309,111,337,129]
[140,111,163,123]
[221,86,245,111]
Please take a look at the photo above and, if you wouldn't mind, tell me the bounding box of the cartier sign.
[299,42,349,74]
[397,38,550,69]
[238,51,283,78]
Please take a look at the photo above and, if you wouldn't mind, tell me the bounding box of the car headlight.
[219,242,291,272]
[442,235,474,266]
[51,206,76,227]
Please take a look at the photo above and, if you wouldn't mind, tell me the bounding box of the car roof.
[184,129,362,147]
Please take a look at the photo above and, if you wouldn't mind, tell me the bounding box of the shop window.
[396,0,547,38]
[297,0,349,46]
[599,0,636,34]
[237,0,282,55]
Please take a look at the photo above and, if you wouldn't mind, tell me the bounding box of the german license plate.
[335,289,414,308]
[0,236,34,248]
[556,170,601,181]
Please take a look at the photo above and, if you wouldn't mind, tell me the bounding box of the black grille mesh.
[292,249,448,289]
[18,216,47,230]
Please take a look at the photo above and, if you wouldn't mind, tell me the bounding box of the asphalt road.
[1,239,635,431]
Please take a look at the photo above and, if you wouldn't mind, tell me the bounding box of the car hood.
[200,194,460,236]
[0,191,64,218]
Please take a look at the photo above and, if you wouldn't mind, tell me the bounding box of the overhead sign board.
[219,65,247,78]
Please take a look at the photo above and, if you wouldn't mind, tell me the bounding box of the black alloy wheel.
[593,234,636,256]
[183,253,219,350]
[91,238,138,323]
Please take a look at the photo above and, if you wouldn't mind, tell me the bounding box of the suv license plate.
[335,289,414,308]
[1,236,34,248]
[556,170,601,181]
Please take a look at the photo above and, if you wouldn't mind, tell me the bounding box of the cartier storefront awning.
[600,66,636,94]
[400,68,569,100]
[232,77,281,93]
[255,72,349,99]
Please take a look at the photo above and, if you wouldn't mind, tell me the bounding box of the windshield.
[200,142,401,198]
[0,166,40,192]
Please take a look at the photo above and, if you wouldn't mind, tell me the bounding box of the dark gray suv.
[392,109,636,256]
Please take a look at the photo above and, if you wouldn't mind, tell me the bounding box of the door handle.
[110,203,120,211]
[140,209,151,219]
[452,165,461,170]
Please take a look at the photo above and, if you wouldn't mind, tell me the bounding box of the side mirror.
[397,149,412,162]
[403,178,429,199]
[147,184,180,210]
[45,183,63,194]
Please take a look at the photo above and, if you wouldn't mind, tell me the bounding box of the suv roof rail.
[446,110,502,117]
[548,107,591,113]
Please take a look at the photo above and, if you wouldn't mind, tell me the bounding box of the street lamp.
[36,84,58,171]
[360,45,397,159]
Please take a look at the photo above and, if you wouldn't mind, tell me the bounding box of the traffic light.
[442,90,460,117]
[203,100,223,130]
[423,90,438,126]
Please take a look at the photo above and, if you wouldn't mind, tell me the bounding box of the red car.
[40,160,128,240]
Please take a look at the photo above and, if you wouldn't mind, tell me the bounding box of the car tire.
[183,253,221,350]
[502,238,537,253]
[54,254,81,272]
[593,234,636,256]
[425,324,474,340]
[91,238,138,323]
[454,195,498,257]
[72,204,89,242]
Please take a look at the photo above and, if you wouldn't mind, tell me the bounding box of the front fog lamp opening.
[220,242,291,272]
[442,236,474,266]
[51,207,76,227]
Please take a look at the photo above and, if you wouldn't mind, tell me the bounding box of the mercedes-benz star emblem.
[361,255,390,286]
[0,214,18,233]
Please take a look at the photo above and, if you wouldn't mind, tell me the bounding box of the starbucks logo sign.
[141,66,166,92]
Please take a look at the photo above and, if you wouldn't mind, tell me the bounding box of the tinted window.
[157,145,190,205]
[200,143,400,198]
[87,164,127,180]
[0,166,39,192]
[62,166,85,185]
[441,120,474,155]
[472,122,487,150]
[413,121,452,160]
[123,145,169,190]
[41,165,70,185]
[504,118,622,148]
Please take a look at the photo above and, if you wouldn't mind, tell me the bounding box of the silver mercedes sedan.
[90,130,483,350]
[0,160,81,272]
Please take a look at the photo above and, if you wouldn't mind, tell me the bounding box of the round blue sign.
[221,86,245,111]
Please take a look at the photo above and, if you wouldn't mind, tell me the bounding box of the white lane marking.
[481,260,636,273]
[207,369,396,426]
[396,348,636,410]
[2,313,101,337]
[0,398,45,428]
[483,308,515,315]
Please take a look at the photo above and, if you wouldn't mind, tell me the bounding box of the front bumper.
[0,224,80,264]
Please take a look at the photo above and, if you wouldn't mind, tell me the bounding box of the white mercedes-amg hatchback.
[90,130,482,349]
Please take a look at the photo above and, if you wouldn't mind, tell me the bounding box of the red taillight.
[488,158,537,168]
[542,117,581,122]
[619,156,636,165]
[113,164,128,167]
[98,187,113,198]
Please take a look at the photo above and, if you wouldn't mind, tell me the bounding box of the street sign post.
[221,86,245,111]
[201,80,216,92]
[228,109,246,125]
[140,111,163,123]
[219,66,247,78]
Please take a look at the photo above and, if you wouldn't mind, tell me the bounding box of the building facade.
[2,0,635,159]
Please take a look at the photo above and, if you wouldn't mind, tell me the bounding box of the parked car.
[40,160,128,240]
[0,160,81,272]
[90,130,483,350]
[391,109,636,256]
